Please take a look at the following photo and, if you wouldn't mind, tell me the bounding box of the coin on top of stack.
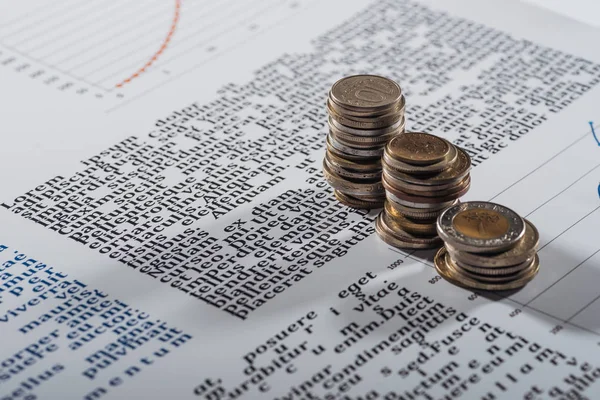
[434,201,540,290]
[376,132,472,249]
[323,75,406,209]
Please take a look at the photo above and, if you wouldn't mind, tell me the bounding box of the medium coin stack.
[323,75,406,209]
[434,201,540,290]
[376,132,472,249]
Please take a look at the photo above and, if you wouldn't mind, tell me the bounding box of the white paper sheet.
[524,0,600,28]
[1,1,600,399]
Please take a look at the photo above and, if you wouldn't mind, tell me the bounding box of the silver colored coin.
[325,149,382,171]
[445,219,539,268]
[329,75,402,113]
[329,129,392,150]
[328,104,403,130]
[327,95,405,118]
[435,247,539,291]
[437,201,526,254]
[326,137,379,161]
[382,173,470,205]
[387,198,460,220]
[327,133,384,157]
[322,161,385,197]
[454,257,538,283]
[329,125,398,146]
[328,116,405,137]
[376,212,443,250]
[452,255,535,276]
[383,143,457,175]
[386,191,457,210]
[383,147,471,187]
[324,155,381,180]
[382,169,471,198]
[382,168,465,192]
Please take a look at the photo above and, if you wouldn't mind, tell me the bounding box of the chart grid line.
[28,1,155,56]
[63,8,173,76]
[116,0,182,88]
[398,249,600,336]
[99,0,264,86]
[488,125,598,202]
[0,0,85,38]
[566,291,600,323]
[525,246,600,307]
[105,0,319,110]
[0,43,106,92]
[1,0,313,96]
[538,206,600,252]
[525,162,600,218]
[377,124,600,337]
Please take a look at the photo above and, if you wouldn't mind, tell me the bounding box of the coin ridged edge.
[376,213,442,250]
[434,247,539,291]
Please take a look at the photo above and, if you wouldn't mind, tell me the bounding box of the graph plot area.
[0,0,310,101]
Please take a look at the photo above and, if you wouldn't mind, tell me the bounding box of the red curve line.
[115,0,181,88]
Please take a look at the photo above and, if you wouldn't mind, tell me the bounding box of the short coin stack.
[435,201,540,290]
[376,132,472,249]
[323,75,406,209]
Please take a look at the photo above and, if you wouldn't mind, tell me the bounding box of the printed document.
[1,0,600,398]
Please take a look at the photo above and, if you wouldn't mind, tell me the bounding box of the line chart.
[0,0,312,102]
[116,0,181,88]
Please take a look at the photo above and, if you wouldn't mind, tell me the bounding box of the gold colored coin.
[329,75,402,113]
[329,116,405,137]
[445,219,540,268]
[335,190,384,209]
[328,102,403,130]
[325,150,381,172]
[386,132,451,165]
[322,161,384,196]
[328,125,398,147]
[437,201,526,254]
[386,199,460,220]
[384,147,471,186]
[327,133,384,157]
[383,144,457,175]
[453,256,535,276]
[455,259,535,283]
[328,116,406,137]
[453,209,510,240]
[381,212,440,242]
[382,173,470,204]
[383,171,471,198]
[324,156,381,180]
[328,129,390,150]
[327,96,405,118]
[434,247,539,291]
[376,213,443,250]
[382,170,466,192]
[384,202,437,235]
[386,191,459,209]
[326,136,380,161]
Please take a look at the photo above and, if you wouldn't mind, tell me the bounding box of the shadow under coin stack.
[323,75,406,209]
[435,201,540,290]
[376,132,472,249]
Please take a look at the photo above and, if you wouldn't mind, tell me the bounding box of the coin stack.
[376,132,472,249]
[322,75,406,209]
[435,201,540,290]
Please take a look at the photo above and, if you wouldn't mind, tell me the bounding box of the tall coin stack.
[323,75,406,209]
[376,132,472,249]
[435,201,540,290]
